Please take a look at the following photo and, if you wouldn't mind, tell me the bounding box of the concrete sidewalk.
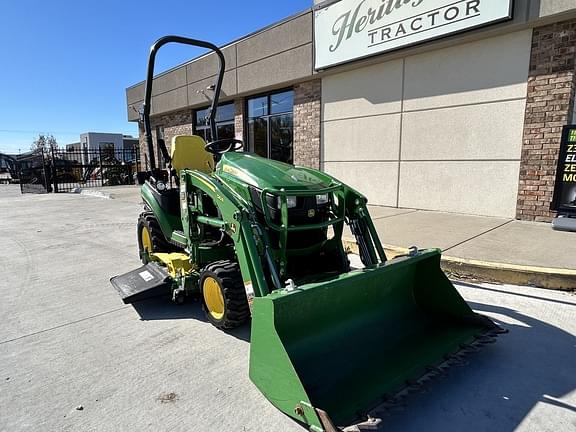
[344,206,576,290]
[73,185,143,203]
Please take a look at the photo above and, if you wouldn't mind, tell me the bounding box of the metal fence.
[18,147,140,194]
[18,149,51,194]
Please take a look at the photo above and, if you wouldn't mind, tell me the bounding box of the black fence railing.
[18,147,140,194]
[18,149,51,194]
[0,153,18,184]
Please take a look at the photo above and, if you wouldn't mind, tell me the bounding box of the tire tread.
[200,260,250,329]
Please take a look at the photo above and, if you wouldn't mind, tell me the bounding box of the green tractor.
[111,36,505,432]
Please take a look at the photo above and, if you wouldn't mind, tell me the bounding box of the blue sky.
[0,0,312,154]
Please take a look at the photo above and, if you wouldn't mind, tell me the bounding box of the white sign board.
[314,0,513,69]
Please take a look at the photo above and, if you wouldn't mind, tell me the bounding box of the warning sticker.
[139,270,154,282]
[244,281,255,312]
[244,281,254,296]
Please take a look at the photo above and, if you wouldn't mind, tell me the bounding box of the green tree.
[31,134,58,152]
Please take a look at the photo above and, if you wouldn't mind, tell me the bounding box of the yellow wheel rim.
[141,226,153,253]
[203,277,225,320]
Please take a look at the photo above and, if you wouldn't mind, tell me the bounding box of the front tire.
[200,261,250,329]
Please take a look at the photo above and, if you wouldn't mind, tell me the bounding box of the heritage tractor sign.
[314,0,514,69]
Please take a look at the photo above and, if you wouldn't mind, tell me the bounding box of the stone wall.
[138,110,193,169]
[152,110,194,156]
[293,80,321,169]
[517,19,576,221]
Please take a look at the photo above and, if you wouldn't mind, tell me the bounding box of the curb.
[72,188,112,200]
[343,238,576,292]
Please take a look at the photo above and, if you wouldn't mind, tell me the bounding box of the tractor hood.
[216,152,332,192]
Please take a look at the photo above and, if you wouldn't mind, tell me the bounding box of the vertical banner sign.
[314,0,514,70]
[551,125,576,214]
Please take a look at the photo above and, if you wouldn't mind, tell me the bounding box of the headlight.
[316,194,329,205]
[286,196,297,208]
[156,181,167,191]
[276,195,297,209]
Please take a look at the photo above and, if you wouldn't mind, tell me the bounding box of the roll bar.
[142,36,226,171]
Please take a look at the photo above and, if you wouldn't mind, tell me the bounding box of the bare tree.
[31,134,58,152]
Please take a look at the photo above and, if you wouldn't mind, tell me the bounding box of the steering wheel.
[205,139,244,155]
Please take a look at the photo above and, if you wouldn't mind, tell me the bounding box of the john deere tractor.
[111,36,505,432]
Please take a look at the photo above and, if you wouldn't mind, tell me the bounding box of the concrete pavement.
[1,184,575,431]
[73,185,576,289]
[0,185,300,432]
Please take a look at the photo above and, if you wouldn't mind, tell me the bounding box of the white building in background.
[64,133,139,165]
[79,132,136,152]
[66,133,138,152]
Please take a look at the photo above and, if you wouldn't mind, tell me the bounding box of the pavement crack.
[442,220,514,254]
[370,209,419,221]
[0,306,130,345]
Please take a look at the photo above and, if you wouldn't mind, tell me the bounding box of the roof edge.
[126,8,312,91]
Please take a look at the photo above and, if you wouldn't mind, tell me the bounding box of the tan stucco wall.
[321,30,533,218]
[126,12,314,122]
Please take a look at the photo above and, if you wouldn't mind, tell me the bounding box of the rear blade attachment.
[249,249,507,432]
[110,263,172,304]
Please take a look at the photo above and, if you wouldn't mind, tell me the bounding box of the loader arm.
[179,170,280,298]
[295,166,388,265]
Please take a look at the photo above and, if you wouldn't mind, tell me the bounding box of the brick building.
[126,0,576,222]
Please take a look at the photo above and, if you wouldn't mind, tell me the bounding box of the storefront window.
[247,90,294,164]
[270,91,294,114]
[248,96,268,118]
[194,102,235,143]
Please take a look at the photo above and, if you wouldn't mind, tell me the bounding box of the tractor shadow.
[380,285,576,432]
[131,296,251,342]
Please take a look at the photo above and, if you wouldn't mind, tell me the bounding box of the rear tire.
[200,260,250,329]
[137,212,172,264]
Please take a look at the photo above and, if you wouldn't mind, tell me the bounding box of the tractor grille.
[249,187,330,249]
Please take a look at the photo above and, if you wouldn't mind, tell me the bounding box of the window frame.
[193,101,236,142]
[245,88,294,163]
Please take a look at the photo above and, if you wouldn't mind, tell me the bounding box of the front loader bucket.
[249,250,502,431]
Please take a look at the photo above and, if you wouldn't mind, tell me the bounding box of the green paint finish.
[213,152,356,279]
[216,152,333,193]
[179,169,272,297]
[141,183,183,241]
[125,37,503,432]
[250,250,496,428]
[138,151,498,431]
[249,298,323,430]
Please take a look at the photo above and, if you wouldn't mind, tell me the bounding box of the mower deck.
[110,263,172,304]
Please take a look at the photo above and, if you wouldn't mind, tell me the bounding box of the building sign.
[314,0,514,69]
[551,126,576,215]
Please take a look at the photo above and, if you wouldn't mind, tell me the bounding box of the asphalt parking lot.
[0,184,574,432]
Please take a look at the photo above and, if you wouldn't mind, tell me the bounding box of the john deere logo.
[308,209,316,218]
